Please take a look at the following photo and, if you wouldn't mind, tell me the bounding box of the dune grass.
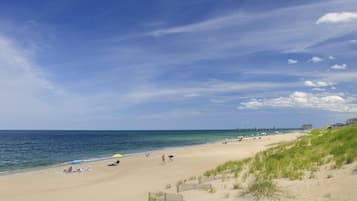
[204,126,357,180]
[203,126,357,199]
[241,179,278,201]
[148,197,156,201]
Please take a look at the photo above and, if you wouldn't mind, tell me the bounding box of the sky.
[0,0,356,129]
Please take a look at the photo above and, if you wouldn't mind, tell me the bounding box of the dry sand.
[3,132,351,201]
[176,160,357,201]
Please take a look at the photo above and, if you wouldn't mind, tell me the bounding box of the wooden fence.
[177,183,212,192]
[148,192,183,201]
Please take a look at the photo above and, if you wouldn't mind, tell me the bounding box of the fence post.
[164,192,167,201]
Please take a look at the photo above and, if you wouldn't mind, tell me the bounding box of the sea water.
[0,129,296,173]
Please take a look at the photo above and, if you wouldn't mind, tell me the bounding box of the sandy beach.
[0,132,305,201]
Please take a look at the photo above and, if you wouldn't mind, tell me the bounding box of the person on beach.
[64,166,73,173]
[108,160,120,166]
[162,154,165,163]
[76,167,84,172]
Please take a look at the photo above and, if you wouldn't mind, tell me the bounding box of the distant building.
[325,123,345,129]
[331,123,345,128]
[346,118,357,125]
[302,124,312,130]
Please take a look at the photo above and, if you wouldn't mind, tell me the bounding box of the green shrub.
[242,179,278,201]
[233,183,242,190]
[148,196,156,201]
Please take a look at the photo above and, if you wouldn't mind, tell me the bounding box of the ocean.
[0,129,297,173]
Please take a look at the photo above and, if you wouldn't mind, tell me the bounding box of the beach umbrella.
[71,160,81,165]
[112,153,123,158]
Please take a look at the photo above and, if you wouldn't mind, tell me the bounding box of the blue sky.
[0,0,356,129]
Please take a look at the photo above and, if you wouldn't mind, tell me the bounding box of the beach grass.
[203,126,357,199]
[232,183,242,190]
[204,126,357,180]
[241,179,278,201]
[148,197,156,201]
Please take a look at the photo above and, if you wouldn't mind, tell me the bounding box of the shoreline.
[0,130,301,176]
[0,131,304,201]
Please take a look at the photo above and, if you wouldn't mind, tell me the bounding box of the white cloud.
[316,12,357,24]
[309,56,323,63]
[240,91,357,112]
[350,39,357,44]
[239,99,264,109]
[331,64,347,70]
[312,88,326,91]
[304,80,333,87]
[328,56,336,60]
[288,59,298,64]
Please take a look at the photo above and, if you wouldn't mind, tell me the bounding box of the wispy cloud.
[124,81,294,103]
[328,55,336,60]
[138,110,202,120]
[316,12,357,24]
[147,14,244,37]
[240,91,357,112]
[142,0,357,55]
[0,34,129,128]
[241,69,357,84]
[0,35,62,96]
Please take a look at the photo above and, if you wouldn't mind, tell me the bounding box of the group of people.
[161,154,174,162]
[63,166,91,173]
[63,160,120,173]
[64,153,172,173]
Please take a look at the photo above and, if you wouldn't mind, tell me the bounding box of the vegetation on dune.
[203,125,357,200]
[203,158,251,177]
[148,197,156,201]
[241,179,278,201]
[204,126,357,179]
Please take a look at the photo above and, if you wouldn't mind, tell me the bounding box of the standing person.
[162,154,165,163]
